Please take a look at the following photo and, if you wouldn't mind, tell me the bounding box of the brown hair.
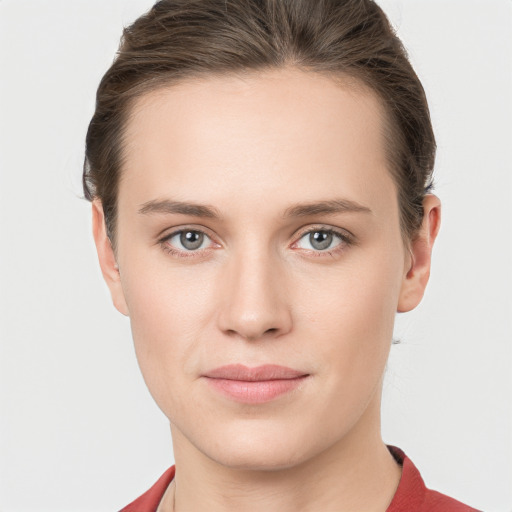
[83,0,435,248]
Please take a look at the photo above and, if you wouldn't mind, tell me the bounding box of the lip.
[202,364,309,404]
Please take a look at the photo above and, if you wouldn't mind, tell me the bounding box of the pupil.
[180,231,204,250]
[310,231,332,250]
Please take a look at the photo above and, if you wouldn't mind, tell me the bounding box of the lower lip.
[204,376,308,404]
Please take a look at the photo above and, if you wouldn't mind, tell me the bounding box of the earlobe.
[91,200,129,316]
[397,195,441,313]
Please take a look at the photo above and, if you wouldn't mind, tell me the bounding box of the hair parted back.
[83,0,435,248]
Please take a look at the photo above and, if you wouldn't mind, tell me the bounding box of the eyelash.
[158,226,354,260]
[292,227,353,258]
[159,228,216,259]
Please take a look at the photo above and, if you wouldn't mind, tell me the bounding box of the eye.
[294,229,347,252]
[163,229,212,252]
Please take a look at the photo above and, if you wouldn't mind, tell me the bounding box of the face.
[93,68,437,471]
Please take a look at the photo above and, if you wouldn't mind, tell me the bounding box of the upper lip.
[204,364,308,381]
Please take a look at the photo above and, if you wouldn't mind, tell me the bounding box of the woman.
[83,0,479,510]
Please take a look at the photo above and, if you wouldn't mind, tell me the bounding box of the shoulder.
[118,466,175,512]
[386,445,481,512]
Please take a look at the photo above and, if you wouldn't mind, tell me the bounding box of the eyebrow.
[138,199,221,218]
[282,198,372,218]
[138,198,372,219]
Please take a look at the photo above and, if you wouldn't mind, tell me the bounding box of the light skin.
[92,67,441,511]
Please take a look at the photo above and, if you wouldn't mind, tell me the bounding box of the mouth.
[202,364,310,404]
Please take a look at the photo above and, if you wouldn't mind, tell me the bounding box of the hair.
[83,0,435,249]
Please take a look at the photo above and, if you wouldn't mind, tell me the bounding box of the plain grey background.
[1,0,511,511]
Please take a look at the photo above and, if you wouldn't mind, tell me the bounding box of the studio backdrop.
[0,1,511,511]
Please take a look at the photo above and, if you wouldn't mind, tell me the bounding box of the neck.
[164,394,401,512]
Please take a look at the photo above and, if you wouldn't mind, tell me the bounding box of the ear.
[397,194,441,313]
[91,200,129,316]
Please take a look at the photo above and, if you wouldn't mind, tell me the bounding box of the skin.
[92,67,441,511]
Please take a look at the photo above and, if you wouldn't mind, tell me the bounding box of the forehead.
[119,68,395,217]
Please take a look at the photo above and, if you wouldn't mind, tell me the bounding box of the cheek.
[119,258,218,411]
[299,243,403,336]
[296,245,404,381]
[280,250,404,446]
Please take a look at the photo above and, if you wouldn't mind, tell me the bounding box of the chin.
[196,420,321,472]
[210,446,308,472]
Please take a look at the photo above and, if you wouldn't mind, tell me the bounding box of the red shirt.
[119,446,480,511]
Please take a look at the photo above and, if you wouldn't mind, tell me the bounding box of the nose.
[216,248,293,341]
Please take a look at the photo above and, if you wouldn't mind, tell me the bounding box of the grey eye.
[165,230,210,251]
[179,230,205,250]
[309,231,333,250]
[296,230,343,251]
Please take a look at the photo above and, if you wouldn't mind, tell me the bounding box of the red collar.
[386,445,428,510]
[119,465,176,512]
[386,445,477,511]
[119,446,478,512]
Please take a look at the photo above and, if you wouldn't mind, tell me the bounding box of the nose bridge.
[217,239,292,341]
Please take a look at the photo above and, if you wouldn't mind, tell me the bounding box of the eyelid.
[158,224,219,243]
[291,224,355,244]
[158,225,222,256]
[157,223,355,259]
[289,224,355,257]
